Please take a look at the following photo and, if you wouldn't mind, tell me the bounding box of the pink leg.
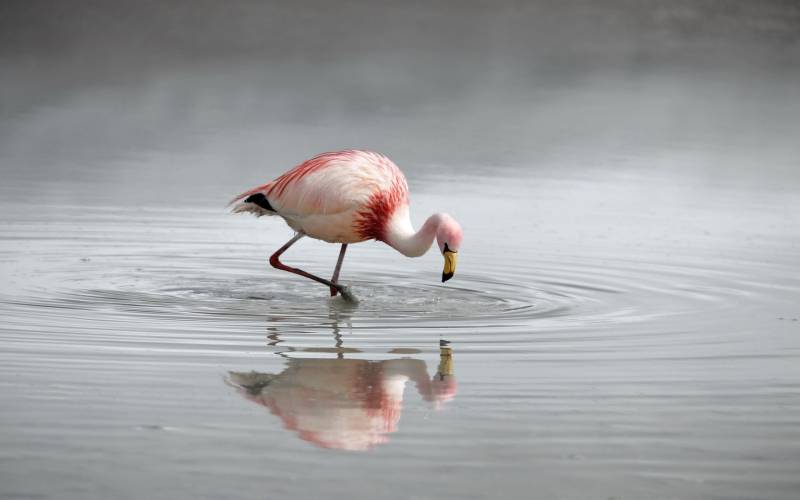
[329,244,348,296]
[269,233,345,294]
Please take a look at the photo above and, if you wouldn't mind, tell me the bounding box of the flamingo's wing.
[232,150,408,219]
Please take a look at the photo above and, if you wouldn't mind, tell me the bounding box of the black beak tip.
[442,272,454,283]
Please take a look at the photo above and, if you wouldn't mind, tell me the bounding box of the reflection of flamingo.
[230,150,463,298]
[227,345,456,451]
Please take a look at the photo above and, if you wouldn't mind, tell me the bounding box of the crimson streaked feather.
[354,176,409,241]
[266,150,362,198]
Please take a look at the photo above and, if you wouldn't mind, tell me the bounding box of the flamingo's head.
[436,214,462,282]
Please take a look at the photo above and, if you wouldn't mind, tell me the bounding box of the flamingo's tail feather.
[229,184,278,217]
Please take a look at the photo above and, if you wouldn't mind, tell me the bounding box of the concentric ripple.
[1,205,788,358]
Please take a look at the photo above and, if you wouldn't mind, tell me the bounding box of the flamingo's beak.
[442,250,457,282]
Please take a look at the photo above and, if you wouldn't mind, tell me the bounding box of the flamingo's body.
[231,150,462,298]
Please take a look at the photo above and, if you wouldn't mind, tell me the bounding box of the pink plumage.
[231,149,462,297]
[231,150,408,243]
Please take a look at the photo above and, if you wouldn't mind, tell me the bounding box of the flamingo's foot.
[335,284,358,303]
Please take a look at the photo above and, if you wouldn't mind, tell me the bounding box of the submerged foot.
[334,284,358,303]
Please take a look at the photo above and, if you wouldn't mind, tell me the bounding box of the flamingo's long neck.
[384,206,439,257]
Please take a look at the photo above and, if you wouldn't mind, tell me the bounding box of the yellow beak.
[442,250,457,282]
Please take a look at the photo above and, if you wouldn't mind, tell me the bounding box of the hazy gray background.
[2,0,799,204]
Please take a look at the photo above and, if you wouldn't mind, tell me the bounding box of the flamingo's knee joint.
[269,254,281,269]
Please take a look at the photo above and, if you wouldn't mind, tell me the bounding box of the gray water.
[2,2,800,499]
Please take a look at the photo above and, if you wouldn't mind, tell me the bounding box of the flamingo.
[230,150,462,299]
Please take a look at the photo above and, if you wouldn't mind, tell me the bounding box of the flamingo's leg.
[269,233,346,295]
[329,244,348,296]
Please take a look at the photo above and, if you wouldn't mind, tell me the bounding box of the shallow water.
[2,165,799,499]
[3,2,800,499]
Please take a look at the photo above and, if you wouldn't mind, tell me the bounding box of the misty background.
[1,0,799,206]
